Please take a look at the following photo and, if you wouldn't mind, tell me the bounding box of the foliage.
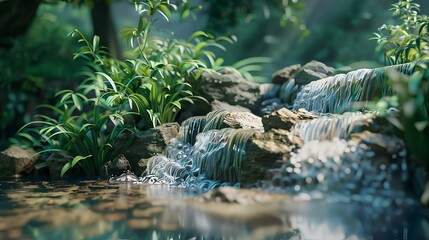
[17,0,236,177]
[370,0,429,168]
[373,63,429,165]
[372,0,429,65]
[17,90,136,177]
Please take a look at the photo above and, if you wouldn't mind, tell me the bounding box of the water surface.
[0,179,428,240]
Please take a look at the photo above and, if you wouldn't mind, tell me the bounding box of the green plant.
[373,63,429,166]
[16,0,238,176]
[17,88,136,177]
[71,0,236,129]
[372,0,429,65]
[370,1,429,168]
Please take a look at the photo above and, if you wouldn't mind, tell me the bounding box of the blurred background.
[0,0,427,149]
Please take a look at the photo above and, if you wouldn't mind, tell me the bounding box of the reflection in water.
[0,180,428,239]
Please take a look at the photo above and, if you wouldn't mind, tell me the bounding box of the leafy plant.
[370,0,429,169]
[372,0,429,65]
[17,88,136,177]
[16,0,238,176]
[373,63,429,167]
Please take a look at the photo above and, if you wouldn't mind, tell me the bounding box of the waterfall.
[292,68,382,113]
[293,112,372,142]
[292,61,429,114]
[180,116,207,145]
[144,110,258,190]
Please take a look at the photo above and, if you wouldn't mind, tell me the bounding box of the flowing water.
[2,63,429,239]
[0,179,427,240]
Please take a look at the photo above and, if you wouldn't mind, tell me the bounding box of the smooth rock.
[262,108,318,131]
[272,64,301,84]
[0,146,39,177]
[46,152,84,178]
[241,129,303,186]
[116,123,180,175]
[197,68,263,112]
[350,131,405,156]
[294,60,335,85]
[211,100,251,113]
[223,111,263,131]
[201,187,293,204]
[102,154,131,178]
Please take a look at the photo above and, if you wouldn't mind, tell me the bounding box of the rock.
[211,100,251,113]
[262,108,318,131]
[197,68,263,112]
[46,152,84,178]
[272,64,301,84]
[108,171,139,182]
[294,60,335,85]
[223,112,263,131]
[259,83,281,99]
[102,154,131,178]
[0,146,39,177]
[350,131,405,158]
[201,187,293,204]
[240,129,303,186]
[116,123,180,176]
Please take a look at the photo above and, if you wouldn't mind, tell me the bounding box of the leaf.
[92,35,100,52]
[60,155,92,177]
[188,31,209,42]
[72,94,83,111]
[158,4,171,20]
[97,72,117,92]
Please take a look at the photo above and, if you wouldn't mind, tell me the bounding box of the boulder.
[116,123,180,175]
[101,154,131,178]
[350,131,405,158]
[262,108,318,131]
[223,112,263,131]
[0,146,39,177]
[197,68,263,112]
[46,152,84,178]
[240,129,303,186]
[272,64,301,84]
[294,60,335,85]
[211,100,251,113]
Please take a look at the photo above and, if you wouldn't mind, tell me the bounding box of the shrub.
[17,0,236,177]
[372,0,429,65]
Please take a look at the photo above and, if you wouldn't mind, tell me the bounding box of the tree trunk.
[0,0,42,48]
[91,1,122,59]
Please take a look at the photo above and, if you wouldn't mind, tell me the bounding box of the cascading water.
[139,62,424,200]
[292,112,372,142]
[142,111,259,193]
[291,61,429,113]
[292,68,385,113]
